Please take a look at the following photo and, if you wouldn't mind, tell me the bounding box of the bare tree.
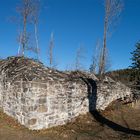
[99,0,123,76]
[17,31,23,56]
[89,39,101,74]
[98,46,111,75]
[16,0,36,56]
[31,0,40,60]
[48,32,55,68]
[75,45,86,71]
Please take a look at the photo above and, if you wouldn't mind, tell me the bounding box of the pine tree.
[131,42,140,88]
[131,42,140,70]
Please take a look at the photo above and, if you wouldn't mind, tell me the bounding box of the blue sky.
[0,0,140,71]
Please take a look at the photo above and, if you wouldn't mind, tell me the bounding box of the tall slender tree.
[17,31,23,56]
[99,0,123,76]
[16,0,41,58]
[89,40,101,74]
[31,0,40,60]
[16,0,33,56]
[75,45,86,71]
[48,32,55,68]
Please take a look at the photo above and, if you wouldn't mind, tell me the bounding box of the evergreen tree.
[131,42,140,88]
[131,42,140,70]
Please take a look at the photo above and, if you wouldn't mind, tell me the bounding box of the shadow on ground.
[90,110,140,136]
[81,76,140,136]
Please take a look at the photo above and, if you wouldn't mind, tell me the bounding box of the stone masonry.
[0,57,132,130]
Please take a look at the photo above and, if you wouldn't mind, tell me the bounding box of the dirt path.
[0,102,140,140]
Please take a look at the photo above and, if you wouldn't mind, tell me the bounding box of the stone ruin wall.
[96,78,132,110]
[0,80,89,130]
[0,76,132,130]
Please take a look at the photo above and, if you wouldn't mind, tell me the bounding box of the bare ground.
[0,101,140,140]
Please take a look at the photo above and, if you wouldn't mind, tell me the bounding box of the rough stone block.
[37,105,48,113]
[28,118,37,125]
[38,98,46,104]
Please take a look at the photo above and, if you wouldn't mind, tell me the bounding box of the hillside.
[106,69,139,86]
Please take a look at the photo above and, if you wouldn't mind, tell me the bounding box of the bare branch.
[90,39,101,74]
[75,44,86,71]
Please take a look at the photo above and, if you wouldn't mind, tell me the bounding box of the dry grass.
[0,102,140,140]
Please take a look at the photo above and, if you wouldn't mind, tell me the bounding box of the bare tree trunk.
[99,0,123,77]
[90,39,101,74]
[22,16,27,56]
[32,0,40,60]
[18,45,21,56]
[75,45,85,71]
[49,42,53,68]
[99,19,107,75]
[17,33,22,56]
[48,32,54,68]
[34,22,40,60]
